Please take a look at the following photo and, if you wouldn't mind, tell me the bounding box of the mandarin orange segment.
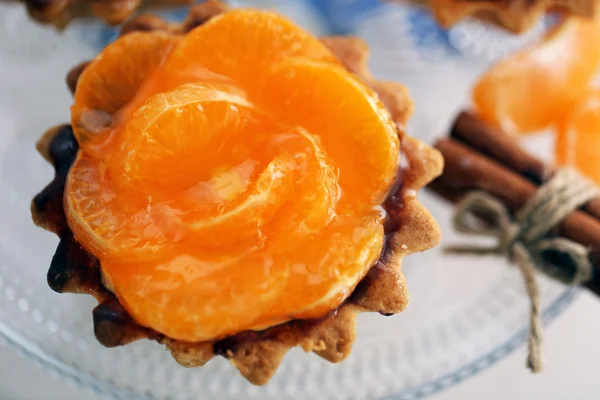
[65,9,400,343]
[473,16,600,134]
[72,31,180,155]
[66,154,177,262]
[260,58,400,207]
[274,213,385,320]
[180,155,296,247]
[163,9,337,90]
[179,126,336,244]
[556,89,600,184]
[102,250,290,342]
[101,214,384,342]
[108,83,253,194]
[266,131,339,251]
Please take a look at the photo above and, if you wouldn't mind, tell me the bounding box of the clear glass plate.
[0,1,577,399]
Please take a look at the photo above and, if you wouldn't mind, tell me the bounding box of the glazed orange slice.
[71,32,180,156]
[108,83,254,193]
[556,89,600,184]
[473,16,600,134]
[66,9,399,342]
[261,58,399,207]
[66,154,178,262]
[102,214,384,342]
[163,9,337,91]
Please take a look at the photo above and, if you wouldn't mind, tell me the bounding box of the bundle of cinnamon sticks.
[431,111,600,295]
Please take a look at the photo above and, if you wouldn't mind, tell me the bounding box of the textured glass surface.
[0,2,575,399]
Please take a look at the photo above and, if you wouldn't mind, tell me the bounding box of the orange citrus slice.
[163,9,337,90]
[102,249,290,342]
[108,82,253,193]
[71,31,180,156]
[101,213,384,342]
[66,154,178,262]
[260,58,399,207]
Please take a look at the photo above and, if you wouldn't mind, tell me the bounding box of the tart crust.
[31,1,443,385]
[20,0,220,27]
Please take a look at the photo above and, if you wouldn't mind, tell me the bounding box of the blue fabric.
[406,7,455,52]
[307,0,384,34]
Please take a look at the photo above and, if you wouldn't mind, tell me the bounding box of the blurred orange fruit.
[556,89,600,184]
[473,16,600,134]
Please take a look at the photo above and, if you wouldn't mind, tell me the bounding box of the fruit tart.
[31,2,442,385]
[20,0,221,27]
[427,0,600,32]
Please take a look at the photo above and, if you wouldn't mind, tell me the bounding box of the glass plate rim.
[0,288,579,400]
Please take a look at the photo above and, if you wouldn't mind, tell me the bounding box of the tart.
[31,2,442,385]
[20,0,221,27]
[426,0,599,32]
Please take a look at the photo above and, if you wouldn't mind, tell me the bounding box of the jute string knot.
[446,167,599,373]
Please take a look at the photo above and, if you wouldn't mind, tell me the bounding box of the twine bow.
[446,167,599,373]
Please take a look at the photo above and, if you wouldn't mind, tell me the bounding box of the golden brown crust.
[90,0,142,26]
[227,340,291,385]
[35,125,65,164]
[66,61,91,95]
[161,338,214,368]
[34,1,442,385]
[424,0,599,33]
[20,0,200,27]
[25,0,72,28]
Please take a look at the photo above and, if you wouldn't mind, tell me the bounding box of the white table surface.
[1,292,599,400]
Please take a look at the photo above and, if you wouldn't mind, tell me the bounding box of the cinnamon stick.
[451,112,600,221]
[431,114,600,295]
